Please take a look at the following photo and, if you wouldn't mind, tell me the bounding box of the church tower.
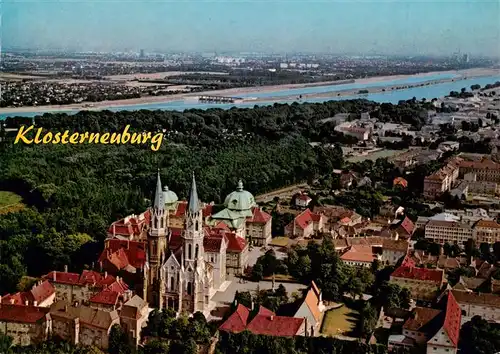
[147,170,168,305]
[181,173,207,313]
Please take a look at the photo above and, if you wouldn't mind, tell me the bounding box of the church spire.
[188,172,199,214]
[154,169,164,210]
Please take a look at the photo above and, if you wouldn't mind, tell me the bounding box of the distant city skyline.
[4,0,500,57]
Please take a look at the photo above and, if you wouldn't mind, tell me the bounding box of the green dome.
[163,186,178,205]
[224,180,256,211]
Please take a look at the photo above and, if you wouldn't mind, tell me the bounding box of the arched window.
[195,244,199,258]
[188,244,192,259]
[196,220,199,230]
[170,276,174,290]
[160,217,163,228]
[187,282,192,295]
[154,217,157,229]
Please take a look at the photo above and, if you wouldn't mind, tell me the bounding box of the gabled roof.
[99,239,147,271]
[3,280,55,306]
[287,209,322,231]
[121,295,148,320]
[403,307,442,333]
[50,301,119,330]
[225,232,247,253]
[247,207,272,224]
[204,235,224,253]
[443,291,461,347]
[219,304,249,333]
[396,217,415,235]
[302,283,322,323]
[247,306,304,337]
[0,304,49,323]
[89,289,120,306]
[382,239,409,252]
[451,289,500,308]
[391,265,443,283]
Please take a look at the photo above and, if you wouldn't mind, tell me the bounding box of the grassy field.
[0,191,25,215]
[320,305,359,336]
[269,237,291,247]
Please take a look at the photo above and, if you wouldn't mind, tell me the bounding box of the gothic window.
[160,217,163,228]
[170,276,174,290]
[188,244,192,259]
[154,217,157,229]
[195,244,199,258]
[187,282,192,295]
[196,220,199,230]
[152,241,157,255]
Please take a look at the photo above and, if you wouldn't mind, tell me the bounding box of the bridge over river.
[196,95,244,103]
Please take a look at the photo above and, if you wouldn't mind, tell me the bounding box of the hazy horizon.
[4,0,500,57]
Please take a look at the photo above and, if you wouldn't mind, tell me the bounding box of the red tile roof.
[27,280,55,304]
[394,216,414,236]
[403,307,442,332]
[2,292,29,305]
[204,236,224,253]
[393,177,408,188]
[171,201,212,218]
[225,232,246,253]
[99,239,147,271]
[43,271,81,285]
[247,306,304,337]
[107,211,150,238]
[219,304,250,333]
[43,270,118,288]
[444,291,461,347]
[89,289,120,306]
[391,265,443,283]
[296,194,312,202]
[288,209,322,230]
[0,304,49,323]
[247,207,272,224]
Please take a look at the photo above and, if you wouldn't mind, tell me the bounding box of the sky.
[3,0,500,57]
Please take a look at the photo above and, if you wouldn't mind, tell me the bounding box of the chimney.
[25,300,29,306]
[104,271,108,279]
[234,299,238,306]
[270,315,274,321]
[0,295,2,304]
[127,240,130,250]
[251,302,254,311]
[64,265,68,273]
[10,299,15,304]
[113,223,116,236]
[53,272,56,282]
[33,301,38,307]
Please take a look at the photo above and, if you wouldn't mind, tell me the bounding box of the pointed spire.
[188,172,199,214]
[154,169,164,210]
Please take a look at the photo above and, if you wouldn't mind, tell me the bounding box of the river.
[1,73,499,120]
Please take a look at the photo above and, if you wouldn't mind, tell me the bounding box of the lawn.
[320,304,359,336]
[0,191,25,215]
[269,237,290,247]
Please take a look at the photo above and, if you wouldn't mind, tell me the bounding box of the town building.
[390,256,445,302]
[219,304,306,337]
[101,172,267,315]
[0,304,51,346]
[424,219,473,245]
[50,300,120,350]
[423,157,462,199]
[340,245,381,268]
[451,290,500,324]
[381,239,409,265]
[293,282,325,336]
[284,209,325,239]
[2,280,55,307]
[295,193,312,208]
[119,295,149,347]
[389,292,461,354]
[42,269,130,310]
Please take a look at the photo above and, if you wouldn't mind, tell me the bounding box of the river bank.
[0,67,499,116]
